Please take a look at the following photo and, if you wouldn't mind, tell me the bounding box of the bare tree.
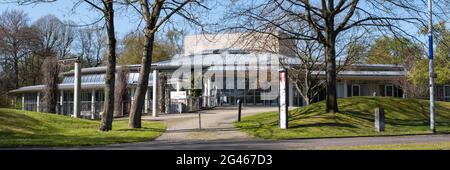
[41,56,60,113]
[159,73,167,113]
[32,15,76,113]
[127,0,208,128]
[225,0,449,113]
[77,24,106,67]
[30,15,75,85]
[281,39,325,105]
[0,9,38,89]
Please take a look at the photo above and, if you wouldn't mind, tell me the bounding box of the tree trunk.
[325,33,339,113]
[99,1,116,131]
[41,57,59,113]
[114,67,128,117]
[303,96,311,106]
[128,0,164,128]
[159,74,167,112]
[128,34,155,128]
[13,57,19,89]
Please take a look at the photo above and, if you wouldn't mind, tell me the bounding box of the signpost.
[171,91,187,100]
[171,91,187,114]
[279,69,288,129]
[237,99,242,122]
[198,111,202,130]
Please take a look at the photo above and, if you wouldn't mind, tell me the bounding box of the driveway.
[144,106,279,142]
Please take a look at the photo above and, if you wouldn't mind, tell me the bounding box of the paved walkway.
[144,106,279,142]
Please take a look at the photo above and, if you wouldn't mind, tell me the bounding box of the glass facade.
[444,85,450,97]
[62,73,153,84]
[215,77,279,106]
[62,74,105,84]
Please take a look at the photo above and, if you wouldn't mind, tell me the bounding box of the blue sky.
[0,1,143,38]
[0,0,442,45]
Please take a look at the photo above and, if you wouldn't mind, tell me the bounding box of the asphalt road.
[8,134,450,150]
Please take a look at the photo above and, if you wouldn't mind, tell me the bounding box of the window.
[445,85,450,97]
[347,85,352,97]
[63,76,74,84]
[385,85,394,97]
[352,85,360,96]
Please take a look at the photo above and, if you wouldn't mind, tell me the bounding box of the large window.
[62,74,105,84]
[445,85,450,97]
[352,85,360,96]
[245,89,254,105]
[255,90,263,105]
[385,85,394,97]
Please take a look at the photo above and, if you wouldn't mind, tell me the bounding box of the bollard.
[237,99,242,122]
[375,107,385,132]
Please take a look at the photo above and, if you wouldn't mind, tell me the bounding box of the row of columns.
[21,93,40,112]
[130,69,159,117]
[36,92,40,112]
[288,80,350,107]
[21,69,160,118]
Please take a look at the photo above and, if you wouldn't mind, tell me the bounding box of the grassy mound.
[234,97,450,140]
[0,108,165,147]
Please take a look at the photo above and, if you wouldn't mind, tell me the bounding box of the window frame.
[444,85,450,98]
[351,84,361,97]
[385,84,394,97]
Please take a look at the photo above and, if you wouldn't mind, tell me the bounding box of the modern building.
[9,33,450,118]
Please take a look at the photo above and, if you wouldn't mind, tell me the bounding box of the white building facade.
[10,32,448,119]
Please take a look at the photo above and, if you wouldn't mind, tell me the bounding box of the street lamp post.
[428,0,436,133]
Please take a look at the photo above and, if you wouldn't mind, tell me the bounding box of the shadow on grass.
[163,127,239,133]
[0,111,62,135]
[234,97,450,139]
[116,127,166,132]
[289,122,357,129]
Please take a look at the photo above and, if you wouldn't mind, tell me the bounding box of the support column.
[21,94,25,111]
[91,90,95,119]
[145,87,150,113]
[152,70,159,117]
[202,79,207,107]
[343,80,348,98]
[73,62,81,118]
[288,81,294,107]
[36,92,40,112]
[59,90,63,114]
[207,78,211,107]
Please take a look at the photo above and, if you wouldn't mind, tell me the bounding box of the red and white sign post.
[279,69,288,129]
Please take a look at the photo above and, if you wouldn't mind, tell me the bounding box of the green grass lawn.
[324,142,450,150]
[234,97,450,140]
[0,108,165,147]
